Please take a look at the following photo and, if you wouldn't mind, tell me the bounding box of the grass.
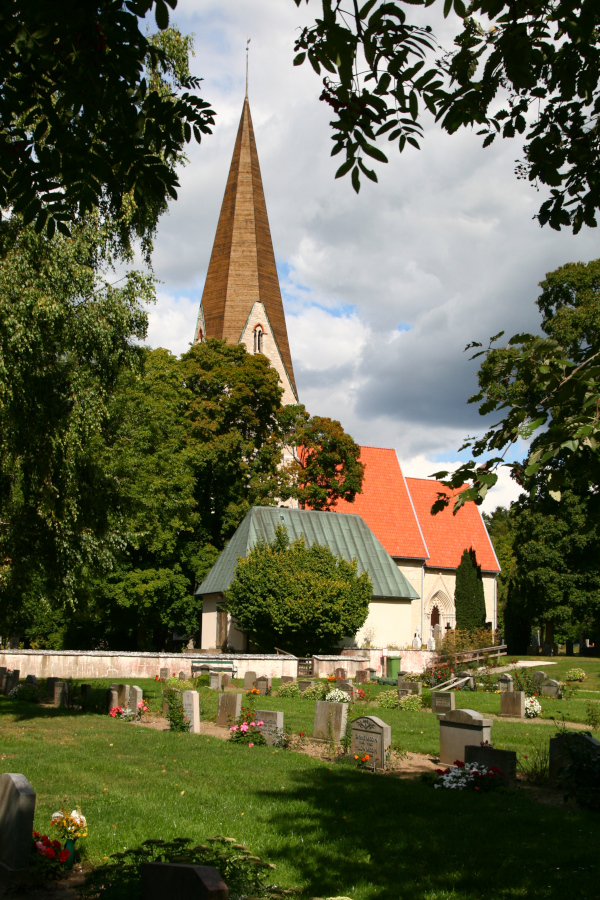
[2,695,600,900]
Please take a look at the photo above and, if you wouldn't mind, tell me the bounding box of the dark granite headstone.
[140,862,228,900]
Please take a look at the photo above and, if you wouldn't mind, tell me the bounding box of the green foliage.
[503,580,532,656]
[301,682,329,701]
[8,683,39,703]
[225,526,371,654]
[229,707,268,746]
[561,734,600,810]
[293,1,600,233]
[398,694,423,711]
[163,688,189,733]
[80,836,278,900]
[377,689,399,709]
[278,406,365,510]
[565,669,587,683]
[276,682,300,698]
[512,668,536,698]
[0,5,214,250]
[482,507,515,629]
[454,549,486,631]
[585,704,600,731]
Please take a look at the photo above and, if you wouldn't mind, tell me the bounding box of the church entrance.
[430,606,440,627]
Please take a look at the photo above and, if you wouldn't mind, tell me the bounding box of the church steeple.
[195,98,298,402]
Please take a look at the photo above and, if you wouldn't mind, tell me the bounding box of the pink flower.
[250,721,255,727]
[257,720,264,726]
[248,742,254,747]
[240,723,249,732]
[230,725,238,731]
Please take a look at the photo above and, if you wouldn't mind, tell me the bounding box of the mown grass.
[1,696,600,900]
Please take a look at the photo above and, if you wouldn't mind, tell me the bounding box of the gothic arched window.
[254,325,264,354]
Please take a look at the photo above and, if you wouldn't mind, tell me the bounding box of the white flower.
[51,812,62,820]
[71,810,86,825]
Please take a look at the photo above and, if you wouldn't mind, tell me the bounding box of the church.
[194,95,500,652]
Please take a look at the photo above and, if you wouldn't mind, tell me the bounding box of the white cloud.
[145,0,599,513]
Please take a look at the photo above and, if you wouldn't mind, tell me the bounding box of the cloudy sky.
[145,0,599,512]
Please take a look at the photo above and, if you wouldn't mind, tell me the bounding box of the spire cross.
[245,38,251,98]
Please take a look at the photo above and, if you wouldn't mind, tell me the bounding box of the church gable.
[239,301,297,404]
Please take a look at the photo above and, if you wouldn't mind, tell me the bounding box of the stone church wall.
[240,301,296,405]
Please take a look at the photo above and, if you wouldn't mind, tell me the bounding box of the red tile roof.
[333,446,500,573]
[333,447,428,559]
[405,478,500,572]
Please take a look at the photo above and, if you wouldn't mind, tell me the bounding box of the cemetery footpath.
[2,688,600,900]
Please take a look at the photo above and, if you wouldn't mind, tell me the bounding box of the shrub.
[585,703,600,731]
[424,664,454,688]
[163,688,190,733]
[399,694,423,711]
[376,689,398,709]
[8,683,39,703]
[325,688,350,703]
[454,548,486,630]
[229,707,267,747]
[512,668,537,697]
[518,734,549,784]
[373,676,397,686]
[276,681,300,698]
[565,668,587,682]
[302,682,329,700]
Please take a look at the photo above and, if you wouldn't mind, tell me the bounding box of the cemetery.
[1,656,600,899]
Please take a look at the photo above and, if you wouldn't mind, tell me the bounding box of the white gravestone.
[209,672,222,691]
[427,626,436,652]
[437,708,493,765]
[243,671,257,690]
[497,674,514,693]
[256,709,284,746]
[542,679,562,699]
[129,685,143,712]
[350,716,391,770]
[313,701,348,742]
[412,630,421,650]
[0,773,36,871]
[182,690,200,734]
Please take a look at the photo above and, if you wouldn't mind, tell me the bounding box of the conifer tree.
[454,548,486,631]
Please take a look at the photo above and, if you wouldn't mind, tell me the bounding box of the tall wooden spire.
[195,98,297,399]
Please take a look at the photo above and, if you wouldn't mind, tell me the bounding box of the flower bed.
[524,697,542,718]
[434,760,504,791]
[325,688,350,703]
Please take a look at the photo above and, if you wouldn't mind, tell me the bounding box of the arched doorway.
[430,605,440,627]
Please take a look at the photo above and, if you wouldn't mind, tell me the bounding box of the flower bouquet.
[524,696,542,718]
[325,688,351,703]
[229,707,267,746]
[434,760,504,791]
[50,807,87,841]
[32,832,71,879]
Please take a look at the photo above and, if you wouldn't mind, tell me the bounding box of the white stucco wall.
[239,301,297,405]
[353,599,413,649]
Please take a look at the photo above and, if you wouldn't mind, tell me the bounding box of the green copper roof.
[196,506,419,600]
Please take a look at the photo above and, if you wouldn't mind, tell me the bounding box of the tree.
[0,216,152,638]
[225,525,371,654]
[434,259,600,511]
[454,548,486,630]
[278,406,365,510]
[481,506,515,630]
[293,0,600,232]
[0,3,214,248]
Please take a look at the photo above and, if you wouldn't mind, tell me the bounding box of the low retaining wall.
[0,650,298,681]
[341,648,436,676]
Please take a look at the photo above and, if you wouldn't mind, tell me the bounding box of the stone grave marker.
[397,679,422,696]
[216,693,242,728]
[182,690,200,734]
[338,681,354,698]
[350,715,391,770]
[500,691,525,718]
[497,674,514,693]
[355,670,368,684]
[566,639,574,656]
[313,700,348,742]
[464,746,517,787]
[532,671,547,687]
[298,680,313,693]
[0,667,5,677]
[129,685,143,712]
[80,684,91,698]
[458,672,475,691]
[255,677,271,696]
[256,709,284,746]
[0,773,36,871]
[6,670,19,695]
[45,677,58,697]
[140,861,228,900]
[221,673,232,688]
[549,731,600,785]
[113,684,130,707]
[437,708,493,765]
[281,675,294,684]
[412,630,421,649]
[335,667,347,680]
[542,678,562,699]
[433,623,443,645]
[53,681,68,708]
[397,689,409,701]
[25,675,38,686]
[209,672,222,691]
[106,688,118,714]
[159,668,169,679]
[431,691,456,715]
[178,671,186,681]
[243,671,257,690]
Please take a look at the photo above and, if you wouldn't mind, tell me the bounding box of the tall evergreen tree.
[454,548,486,631]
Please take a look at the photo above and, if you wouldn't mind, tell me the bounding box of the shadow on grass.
[259,763,599,900]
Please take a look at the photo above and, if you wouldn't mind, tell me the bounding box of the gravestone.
[437,709,493,765]
[497,674,514,693]
[335,667,347,680]
[243,671,257,690]
[159,668,169,679]
[178,671,186,681]
[255,677,271,696]
[412,630,421,650]
[80,684,91,698]
[106,688,118,714]
[397,679,422,696]
[464,746,517,787]
[0,773,36,871]
[526,644,539,656]
[129,685,143,712]
[542,678,562,699]
[500,691,525,718]
[46,677,58,697]
[140,862,229,900]
[114,684,130,707]
[280,676,294,684]
[458,672,475,691]
[182,690,200,734]
[338,681,354,698]
[216,693,242,728]
[427,626,436,652]
[209,672,222,691]
[566,639,574,657]
[256,709,284,746]
[53,681,68,708]
[298,680,313,693]
[549,731,600,785]
[0,672,6,694]
[162,690,169,717]
[220,673,231,688]
[532,671,547,687]
[433,623,443,645]
[6,671,19,695]
[313,700,348,742]
[350,716,391,770]
[355,670,368,684]
[431,691,456,715]
[25,675,38,686]
[397,689,409,701]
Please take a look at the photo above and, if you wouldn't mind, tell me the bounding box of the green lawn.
[2,670,600,899]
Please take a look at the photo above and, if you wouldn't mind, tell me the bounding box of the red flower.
[42,836,50,847]
[51,840,61,850]
[454,760,465,768]
[44,847,56,859]
[58,849,71,863]
[32,831,40,839]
